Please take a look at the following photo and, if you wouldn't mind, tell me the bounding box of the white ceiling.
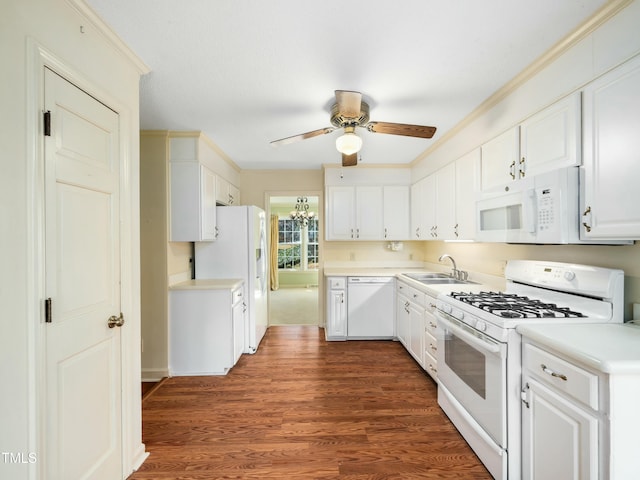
[86,0,607,170]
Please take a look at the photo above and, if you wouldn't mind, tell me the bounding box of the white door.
[326,186,355,240]
[44,68,123,480]
[355,186,383,239]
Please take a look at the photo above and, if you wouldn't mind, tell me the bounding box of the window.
[278,218,318,270]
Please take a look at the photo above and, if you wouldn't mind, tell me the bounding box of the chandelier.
[290,196,315,227]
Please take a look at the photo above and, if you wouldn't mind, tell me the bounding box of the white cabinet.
[396,279,438,380]
[216,175,240,206]
[325,185,410,240]
[410,175,436,239]
[170,162,217,241]
[325,277,346,340]
[521,342,601,480]
[481,92,581,192]
[481,126,520,191]
[581,54,640,239]
[355,186,384,240]
[454,149,481,240]
[520,92,581,178]
[411,152,479,241]
[169,283,245,375]
[383,185,410,240]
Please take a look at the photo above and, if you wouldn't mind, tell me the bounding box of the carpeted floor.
[269,287,319,325]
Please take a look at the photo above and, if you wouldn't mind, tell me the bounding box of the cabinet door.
[480,127,520,191]
[231,297,245,365]
[383,185,410,240]
[200,165,217,240]
[520,92,581,178]
[326,186,355,240]
[582,55,640,239]
[396,291,410,347]
[355,186,384,239]
[326,286,346,339]
[228,183,240,205]
[455,149,480,240]
[436,164,456,240]
[408,304,424,367]
[412,175,436,240]
[522,377,599,480]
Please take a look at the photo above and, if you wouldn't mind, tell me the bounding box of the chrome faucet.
[439,253,462,280]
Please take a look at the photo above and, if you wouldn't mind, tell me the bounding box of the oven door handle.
[438,314,502,355]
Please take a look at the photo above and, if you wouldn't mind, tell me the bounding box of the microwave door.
[476,191,537,243]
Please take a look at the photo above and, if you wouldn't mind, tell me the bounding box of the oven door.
[436,312,507,447]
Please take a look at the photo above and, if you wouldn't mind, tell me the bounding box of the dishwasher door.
[347,277,395,339]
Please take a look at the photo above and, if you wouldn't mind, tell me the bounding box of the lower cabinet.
[325,277,347,340]
[521,341,601,479]
[169,283,245,375]
[396,279,438,380]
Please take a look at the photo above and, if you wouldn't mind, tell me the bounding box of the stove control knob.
[454,310,465,320]
[563,271,576,281]
[441,304,452,314]
[476,320,487,332]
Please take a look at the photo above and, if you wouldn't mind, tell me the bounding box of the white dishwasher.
[347,277,395,339]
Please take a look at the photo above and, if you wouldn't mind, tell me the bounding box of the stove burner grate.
[449,291,585,319]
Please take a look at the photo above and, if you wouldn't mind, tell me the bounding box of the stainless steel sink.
[404,272,452,281]
[418,278,479,285]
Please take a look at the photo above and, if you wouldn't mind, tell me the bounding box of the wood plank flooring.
[128,326,491,479]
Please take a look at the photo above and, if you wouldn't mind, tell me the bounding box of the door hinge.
[43,110,51,136]
[45,297,52,323]
[521,382,530,409]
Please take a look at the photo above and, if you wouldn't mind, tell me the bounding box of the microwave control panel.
[537,187,555,231]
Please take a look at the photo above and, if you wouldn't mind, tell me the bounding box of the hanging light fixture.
[290,196,315,227]
[335,125,362,155]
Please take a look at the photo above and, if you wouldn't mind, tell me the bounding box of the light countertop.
[169,278,243,291]
[517,323,640,374]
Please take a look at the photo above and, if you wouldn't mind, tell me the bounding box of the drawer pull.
[541,364,567,381]
[429,321,437,329]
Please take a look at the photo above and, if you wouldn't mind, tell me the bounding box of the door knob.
[108,312,125,328]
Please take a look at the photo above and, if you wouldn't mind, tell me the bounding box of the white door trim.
[26,39,147,480]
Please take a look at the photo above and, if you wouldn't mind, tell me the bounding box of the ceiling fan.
[270,90,437,167]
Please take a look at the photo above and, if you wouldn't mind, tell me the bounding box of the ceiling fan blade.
[342,152,358,167]
[335,90,362,119]
[367,121,437,139]
[270,127,335,147]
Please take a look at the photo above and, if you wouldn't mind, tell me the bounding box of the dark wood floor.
[129,326,491,479]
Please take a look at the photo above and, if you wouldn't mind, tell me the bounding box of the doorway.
[268,195,320,326]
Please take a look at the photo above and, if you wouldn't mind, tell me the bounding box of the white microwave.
[476,167,629,244]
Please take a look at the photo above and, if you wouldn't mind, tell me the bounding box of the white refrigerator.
[195,206,268,353]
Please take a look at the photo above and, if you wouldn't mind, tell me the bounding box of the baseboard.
[141,368,169,382]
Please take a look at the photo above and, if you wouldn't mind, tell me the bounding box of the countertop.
[324,266,502,296]
[517,323,640,374]
[169,278,244,291]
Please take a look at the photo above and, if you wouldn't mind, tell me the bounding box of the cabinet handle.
[540,364,567,381]
[429,343,437,352]
[350,228,354,239]
[519,157,526,178]
[454,224,459,238]
[384,228,388,239]
[214,226,220,238]
[509,161,516,179]
[429,321,437,329]
[428,364,437,373]
[582,206,592,233]
[356,228,360,239]
[415,227,420,238]
[340,293,344,304]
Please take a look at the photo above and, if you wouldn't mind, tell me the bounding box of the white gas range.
[434,260,624,480]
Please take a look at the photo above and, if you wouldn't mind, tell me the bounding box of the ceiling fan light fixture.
[335,130,362,155]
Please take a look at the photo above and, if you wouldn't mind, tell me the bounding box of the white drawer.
[425,332,438,359]
[406,285,426,307]
[523,343,599,410]
[424,351,437,380]
[425,316,438,336]
[328,277,346,289]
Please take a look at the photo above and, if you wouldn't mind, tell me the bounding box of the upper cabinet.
[481,92,581,192]
[170,160,217,242]
[581,54,640,239]
[410,149,480,241]
[324,168,411,241]
[169,133,241,242]
[215,175,240,206]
